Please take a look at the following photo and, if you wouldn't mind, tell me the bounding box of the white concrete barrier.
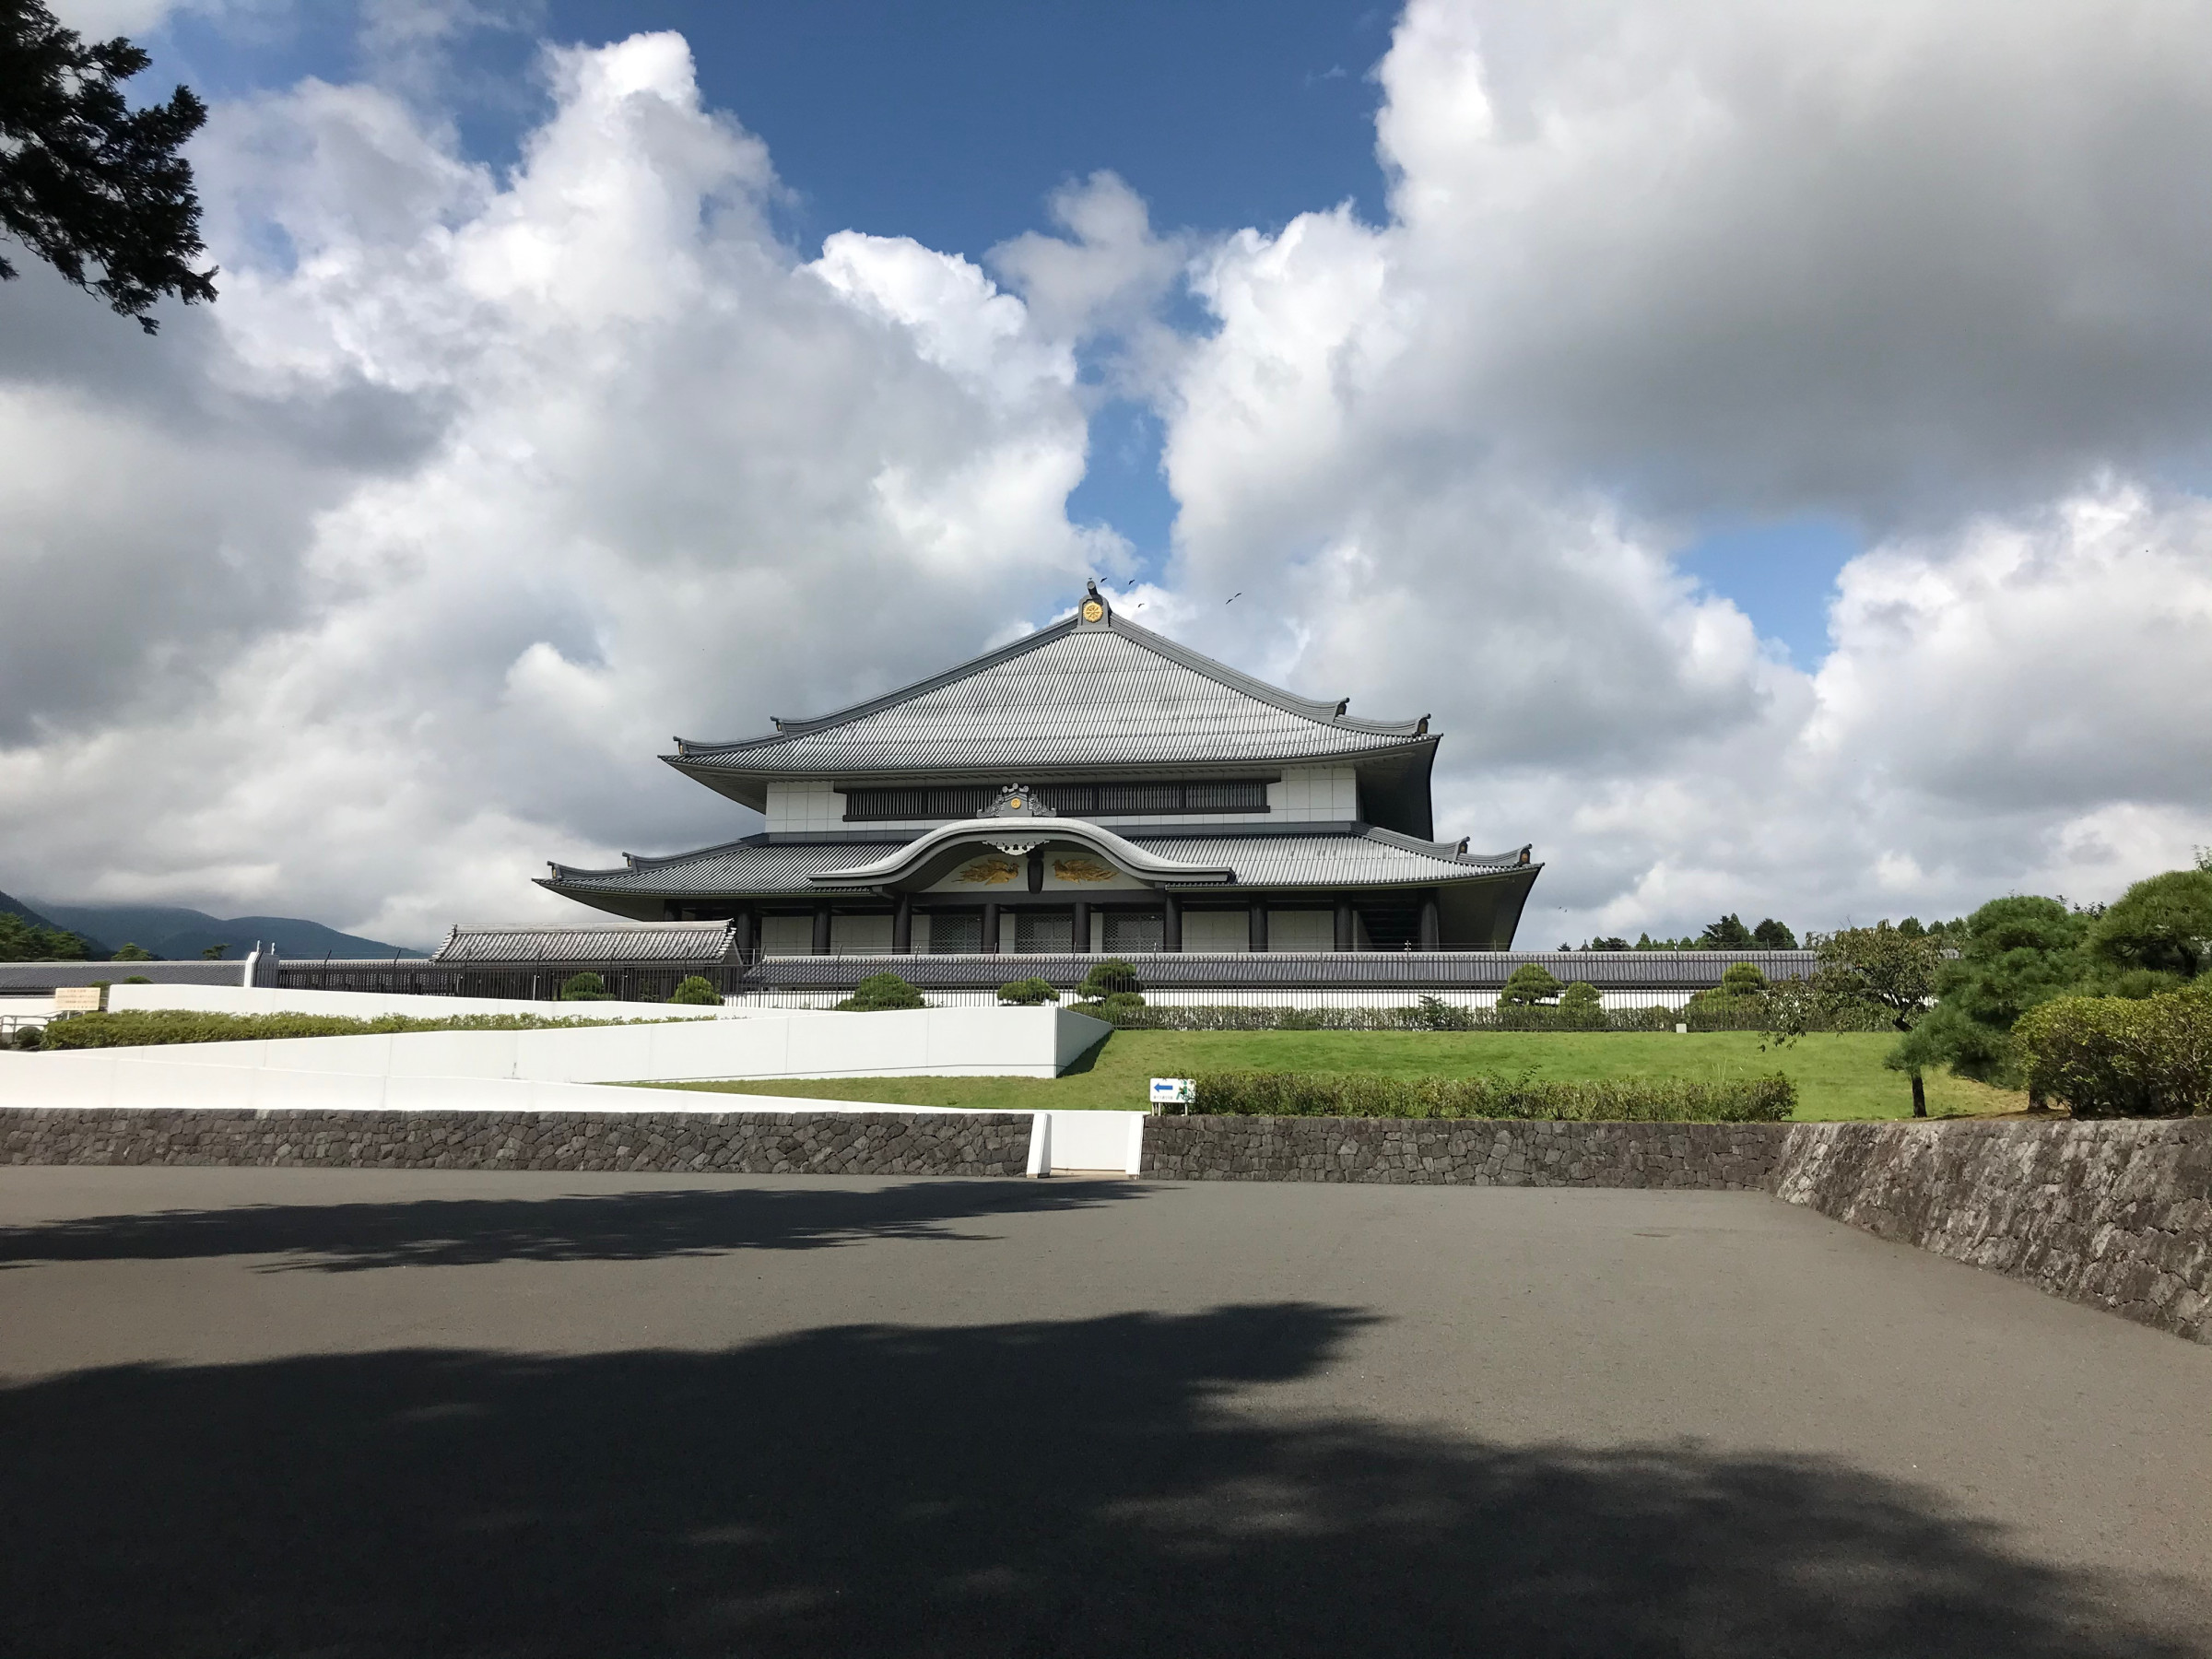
[0,1052,959,1115]
[1034,1110,1147,1175]
[0,1006,1114,1105]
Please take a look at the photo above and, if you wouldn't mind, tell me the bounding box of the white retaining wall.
[0,1006,1112,1102]
[0,1057,948,1116]
[103,983,747,1022]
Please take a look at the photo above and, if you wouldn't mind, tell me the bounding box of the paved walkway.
[1,1167,2206,1657]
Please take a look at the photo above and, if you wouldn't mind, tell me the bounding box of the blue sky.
[17,0,2207,942]
[139,0,1853,664]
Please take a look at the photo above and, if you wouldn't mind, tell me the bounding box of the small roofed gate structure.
[537,582,1544,969]
[276,922,743,1002]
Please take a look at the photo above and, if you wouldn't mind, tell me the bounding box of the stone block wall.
[1143,1117,1786,1189]
[1772,1119,2212,1345]
[0,1108,1035,1178]
[6,1101,2207,1345]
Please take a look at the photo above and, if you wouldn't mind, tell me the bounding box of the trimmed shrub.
[11,1024,41,1050]
[1557,981,1605,1029]
[29,1009,624,1051]
[668,975,722,1006]
[997,977,1059,1006]
[836,971,927,1012]
[1497,964,1562,1006]
[560,971,613,1001]
[1100,1002,1868,1034]
[1719,961,1767,996]
[1079,958,1142,998]
[1190,1069,1796,1123]
[2014,985,2212,1118]
[1069,990,1147,1022]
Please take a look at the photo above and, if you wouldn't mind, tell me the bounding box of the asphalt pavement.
[1,1166,2206,1658]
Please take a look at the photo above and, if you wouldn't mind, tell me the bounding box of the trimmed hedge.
[836,972,927,1012]
[2014,984,2212,1118]
[1106,1001,1878,1034]
[29,1009,627,1050]
[997,977,1059,1006]
[1189,1069,1798,1123]
[668,975,723,1006]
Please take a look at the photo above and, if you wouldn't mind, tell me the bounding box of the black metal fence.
[276,961,751,1003]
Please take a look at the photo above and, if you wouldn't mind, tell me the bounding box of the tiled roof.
[737,950,1818,992]
[666,610,1431,779]
[0,960,247,991]
[430,923,736,964]
[544,826,1530,898]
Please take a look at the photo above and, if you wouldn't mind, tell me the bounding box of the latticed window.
[926,911,982,953]
[842,780,1269,820]
[1014,911,1073,953]
[841,785,996,821]
[1102,911,1164,953]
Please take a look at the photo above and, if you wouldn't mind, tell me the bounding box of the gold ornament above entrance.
[1052,855,1115,883]
[954,855,1021,885]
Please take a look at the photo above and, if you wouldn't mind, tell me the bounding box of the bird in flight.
[1226,592,1241,605]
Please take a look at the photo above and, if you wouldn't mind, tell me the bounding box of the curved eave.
[804,817,1236,889]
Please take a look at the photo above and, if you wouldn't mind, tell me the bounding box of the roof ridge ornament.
[1079,578,1111,626]
[980,782,1050,819]
[980,780,1053,853]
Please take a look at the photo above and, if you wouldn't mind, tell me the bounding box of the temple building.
[541,583,1540,959]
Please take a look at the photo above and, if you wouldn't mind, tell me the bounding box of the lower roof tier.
[544,821,1536,905]
[544,822,1541,948]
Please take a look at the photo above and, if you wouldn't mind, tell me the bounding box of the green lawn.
[651,1029,2026,1121]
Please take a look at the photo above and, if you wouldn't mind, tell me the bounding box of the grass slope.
[656,1029,2026,1122]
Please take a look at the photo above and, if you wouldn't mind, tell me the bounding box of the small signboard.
[53,987,102,1012]
[1149,1077,1194,1111]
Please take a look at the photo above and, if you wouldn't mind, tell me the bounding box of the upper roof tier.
[665,595,1434,788]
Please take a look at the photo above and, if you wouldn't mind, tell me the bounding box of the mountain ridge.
[25,900,425,961]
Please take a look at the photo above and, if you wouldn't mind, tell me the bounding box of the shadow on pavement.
[0,1180,1143,1272]
[3,1300,2205,1658]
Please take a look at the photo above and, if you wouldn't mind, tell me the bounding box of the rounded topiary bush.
[837,971,927,1012]
[1719,961,1767,996]
[997,977,1059,1006]
[560,971,613,1001]
[1496,964,1561,1007]
[1078,958,1142,999]
[1558,980,1605,1027]
[667,975,722,1006]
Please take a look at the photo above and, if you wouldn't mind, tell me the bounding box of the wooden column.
[1162,893,1182,952]
[1248,899,1269,953]
[982,901,1001,955]
[1419,894,1441,951]
[1334,899,1355,951]
[1072,900,1091,955]
[733,910,755,959]
[812,903,832,955]
[892,893,912,954]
